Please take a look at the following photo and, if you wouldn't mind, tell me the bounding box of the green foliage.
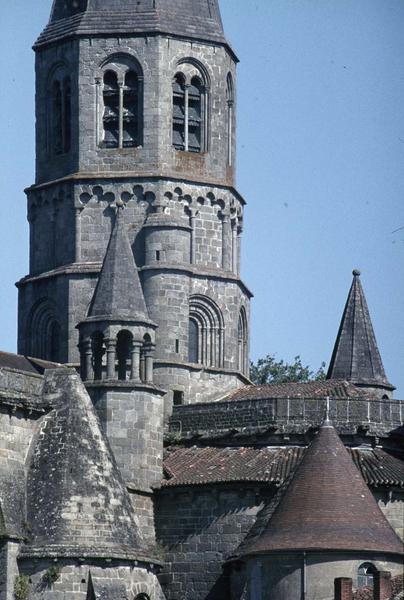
[42,565,61,585]
[250,354,326,385]
[14,576,30,600]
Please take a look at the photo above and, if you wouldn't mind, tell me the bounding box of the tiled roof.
[243,424,403,555]
[222,379,361,402]
[162,445,404,489]
[327,271,394,390]
[163,446,305,487]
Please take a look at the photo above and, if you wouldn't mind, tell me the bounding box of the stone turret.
[231,421,403,600]
[77,204,165,541]
[78,203,157,385]
[18,368,163,598]
[327,270,395,399]
[18,0,251,411]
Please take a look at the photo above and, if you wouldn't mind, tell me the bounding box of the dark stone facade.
[1,1,403,599]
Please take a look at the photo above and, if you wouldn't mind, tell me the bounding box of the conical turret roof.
[244,422,403,556]
[24,368,152,560]
[87,206,152,325]
[327,270,394,392]
[36,0,227,50]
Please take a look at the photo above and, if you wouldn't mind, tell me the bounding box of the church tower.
[17,0,252,410]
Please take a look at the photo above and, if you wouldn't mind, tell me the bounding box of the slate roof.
[23,368,151,560]
[242,424,404,556]
[223,379,361,402]
[86,206,153,325]
[36,0,227,50]
[162,445,404,488]
[0,350,59,375]
[327,270,394,391]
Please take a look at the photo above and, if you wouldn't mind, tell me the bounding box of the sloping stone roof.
[86,206,153,325]
[242,424,403,556]
[0,350,58,375]
[23,368,151,560]
[327,270,394,390]
[87,572,128,600]
[162,445,404,488]
[35,0,227,49]
[223,379,361,402]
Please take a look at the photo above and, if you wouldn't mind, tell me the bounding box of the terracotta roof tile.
[162,445,404,489]
[244,425,403,555]
[223,380,361,402]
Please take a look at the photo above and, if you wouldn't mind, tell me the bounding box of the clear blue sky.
[1,1,403,395]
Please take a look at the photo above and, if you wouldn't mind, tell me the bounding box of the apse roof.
[35,0,228,50]
[241,423,403,556]
[162,445,404,489]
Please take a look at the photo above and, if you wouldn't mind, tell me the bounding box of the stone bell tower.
[17,0,252,410]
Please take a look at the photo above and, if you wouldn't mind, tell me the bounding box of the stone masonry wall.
[17,559,165,600]
[0,541,20,600]
[376,490,404,541]
[89,385,165,491]
[169,397,404,436]
[154,363,246,415]
[75,35,236,185]
[155,486,273,600]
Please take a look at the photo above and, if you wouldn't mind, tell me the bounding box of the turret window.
[172,61,209,153]
[99,56,143,149]
[357,563,377,588]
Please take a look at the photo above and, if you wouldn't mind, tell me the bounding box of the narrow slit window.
[102,70,119,148]
[63,77,71,153]
[52,81,63,155]
[188,318,199,363]
[188,77,202,153]
[173,73,186,151]
[173,390,184,406]
[123,70,139,147]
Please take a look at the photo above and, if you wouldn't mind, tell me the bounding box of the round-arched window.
[357,562,377,587]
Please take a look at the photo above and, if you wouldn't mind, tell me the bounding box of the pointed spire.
[327,270,394,396]
[24,368,155,560]
[87,205,152,325]
[243,423,403,556]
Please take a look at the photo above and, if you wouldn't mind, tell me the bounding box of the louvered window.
[102,68,142,149]
[173,73,206,153]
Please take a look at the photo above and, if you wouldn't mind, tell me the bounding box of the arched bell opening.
[91,331,105,381]
[116,330,133,381]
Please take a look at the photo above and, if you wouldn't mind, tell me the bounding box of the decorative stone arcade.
[80,328,155,384]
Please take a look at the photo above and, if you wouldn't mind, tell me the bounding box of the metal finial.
[352,269,361,277]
